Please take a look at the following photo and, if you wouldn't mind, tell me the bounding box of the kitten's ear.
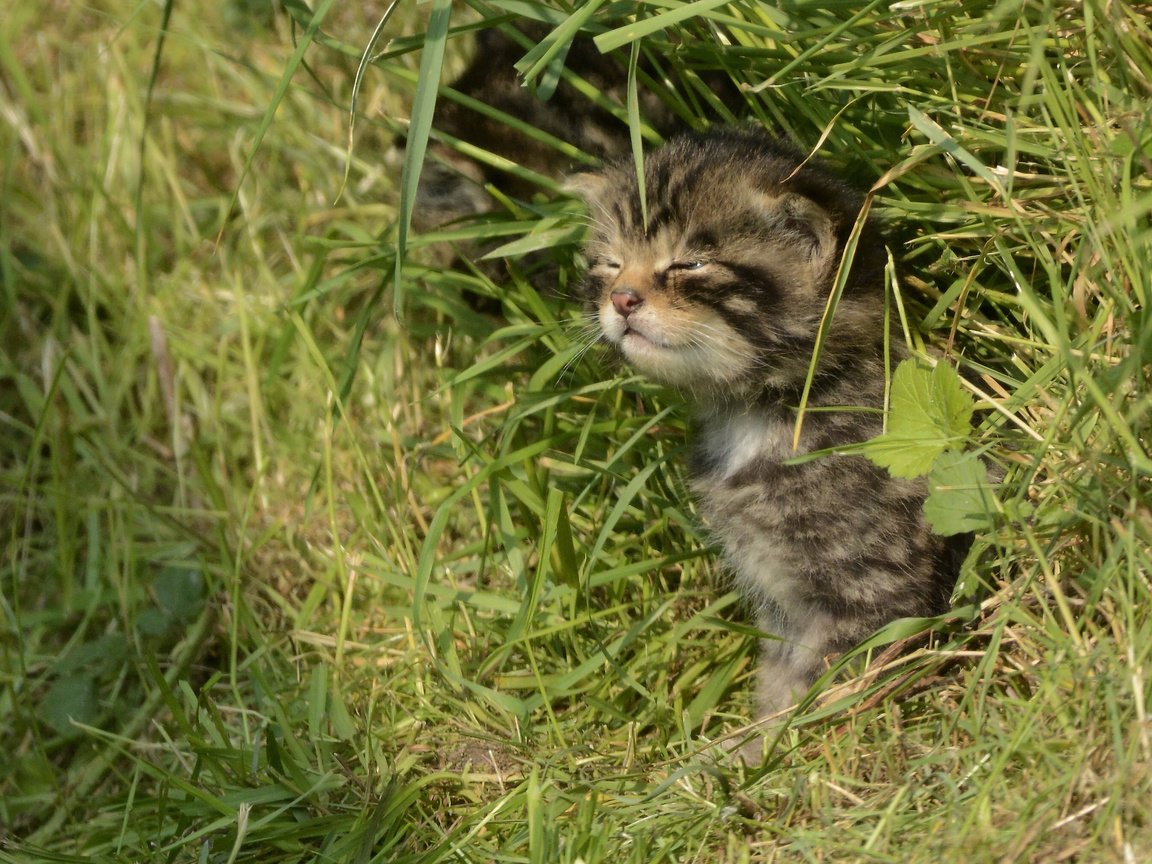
[564,170,610,204]
[756,191,839,273]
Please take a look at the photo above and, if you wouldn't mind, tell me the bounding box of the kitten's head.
[572,129,886,398]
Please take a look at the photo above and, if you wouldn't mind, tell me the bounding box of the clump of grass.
[2,0,1149,861]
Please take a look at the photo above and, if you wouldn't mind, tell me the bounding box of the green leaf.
[923,450,998,536]
[40,674,100,737]
[153,566,205,624]
[480,222,586,260]
[864,359,974,479]
[626,39,647,231]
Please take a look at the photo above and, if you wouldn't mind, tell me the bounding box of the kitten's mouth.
[622,324,665,348]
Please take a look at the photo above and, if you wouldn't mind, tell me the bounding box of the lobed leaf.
[923,449,999,536]
[864,358,975,479]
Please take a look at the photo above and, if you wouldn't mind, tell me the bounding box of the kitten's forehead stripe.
[686,229,719,252]
[719,262,782,302]
[611,201,626,235]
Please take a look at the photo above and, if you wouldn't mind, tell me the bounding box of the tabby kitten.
[574,128,965,726]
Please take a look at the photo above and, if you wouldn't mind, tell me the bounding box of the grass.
[2,0,1150,861]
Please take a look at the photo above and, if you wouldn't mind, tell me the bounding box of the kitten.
[574,128,966,731]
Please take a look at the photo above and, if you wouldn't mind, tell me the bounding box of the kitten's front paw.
[726,732,773,766]
[717,713,793,766]
[756,668,811,720]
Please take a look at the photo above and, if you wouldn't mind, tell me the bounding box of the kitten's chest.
[692,408,797,482]
[688,408,810,606]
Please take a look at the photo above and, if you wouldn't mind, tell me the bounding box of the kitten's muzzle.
[610,289,644,318]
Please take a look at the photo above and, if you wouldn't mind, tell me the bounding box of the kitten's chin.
[602,314,749,389]
[619,333,731,390]
[618,330,671,377]
[620,328,662,354]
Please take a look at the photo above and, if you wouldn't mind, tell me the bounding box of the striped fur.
[575,129,964,721]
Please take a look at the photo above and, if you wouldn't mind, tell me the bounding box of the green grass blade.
[626,39,648,230]
[394,0,453,319]
[214,0,335,248]
[340,0,404,202]
[594,0,733,53]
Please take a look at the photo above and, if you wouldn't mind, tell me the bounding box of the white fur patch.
[700,409,794,480]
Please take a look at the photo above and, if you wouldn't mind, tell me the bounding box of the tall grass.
[2,0,1149,861]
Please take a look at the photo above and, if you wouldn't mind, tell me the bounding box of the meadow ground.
[2,1,1150,862]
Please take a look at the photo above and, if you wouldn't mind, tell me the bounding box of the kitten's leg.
[755,636,826,719]
[734,610,868,762]
[729,619,825,764]
[756,608,881,717]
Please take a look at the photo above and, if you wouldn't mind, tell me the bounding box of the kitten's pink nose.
[611,289,644,318]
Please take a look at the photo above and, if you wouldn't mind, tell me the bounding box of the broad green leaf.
[864,359,974,478]
[480,223,586,260]
[40,675,99,737]
[153,566,205,624]
[924,450,998,536]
